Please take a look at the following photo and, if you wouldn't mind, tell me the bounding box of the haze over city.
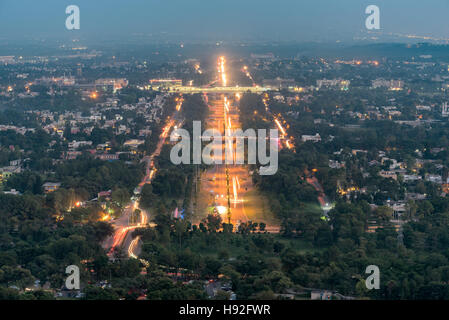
[1,0,449,42]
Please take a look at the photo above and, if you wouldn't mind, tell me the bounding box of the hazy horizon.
[1,0,449,43]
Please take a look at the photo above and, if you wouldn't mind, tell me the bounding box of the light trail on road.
[175,97,184,111]
[128,236,141,259]
[105,97,184,258]
[218,56,227,87]
[232,176,238,207]
[263,95,295,150]
[242,65,255,86]
[274,118,287,136]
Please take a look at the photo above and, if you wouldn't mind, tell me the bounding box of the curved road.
[102,99,182,259]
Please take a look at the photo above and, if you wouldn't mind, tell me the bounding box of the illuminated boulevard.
[198,93,258,227]
[104,56,283,258]
[196,57,280,232]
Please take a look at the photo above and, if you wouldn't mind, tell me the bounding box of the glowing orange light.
[274,118,286,136]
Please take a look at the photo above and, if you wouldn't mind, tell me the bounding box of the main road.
[104,56,283,257]
[198,94,253,226]
[196,57,280,232]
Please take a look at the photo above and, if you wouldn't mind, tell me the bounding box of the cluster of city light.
[161,118,175,139]
[24,82,33,92]
[262,94,294,150]
[216,205,227,215]
[242,65,255,85]
[338,186,360,196]
[334,59,379,66]
[175,96,184,111]
[274,117,294,150]
[262,94,269,111]
[194,64,203,74]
